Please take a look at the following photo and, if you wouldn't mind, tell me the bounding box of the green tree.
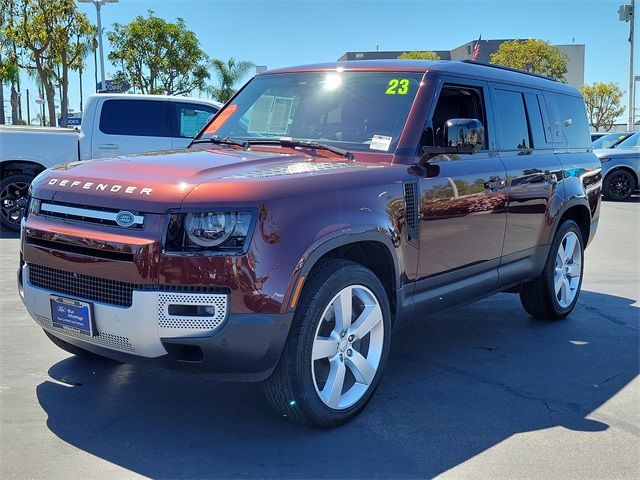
[398,51,441,60]
[580,82,625,132]
[207,58,254,103]
[108,12,209,95]
[4,0,94,126]
[490,39,569,81]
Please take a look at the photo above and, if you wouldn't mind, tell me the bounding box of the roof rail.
[460,59,559,83]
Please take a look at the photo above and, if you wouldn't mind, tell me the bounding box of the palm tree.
[207,58,254,103]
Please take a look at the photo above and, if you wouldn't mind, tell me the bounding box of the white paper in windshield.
[369,134,392,151]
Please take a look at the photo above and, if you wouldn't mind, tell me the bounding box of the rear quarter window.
[99,99,169,137]
[544,93,591,149]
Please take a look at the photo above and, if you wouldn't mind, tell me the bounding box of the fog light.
[167,305,216,317]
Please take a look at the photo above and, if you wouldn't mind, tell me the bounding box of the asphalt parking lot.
[1,199,638,479]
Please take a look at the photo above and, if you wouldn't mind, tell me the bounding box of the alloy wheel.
[553,231,582,309]
[0,180,30,229]
[608,172,634,201]
[311,284,385,410]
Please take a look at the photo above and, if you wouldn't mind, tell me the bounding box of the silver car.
[594,131,640,201]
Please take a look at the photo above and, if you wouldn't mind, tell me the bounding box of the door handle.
[98,143,119,149]
[484,176,506,190]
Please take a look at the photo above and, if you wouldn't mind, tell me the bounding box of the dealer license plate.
[49,296,95,336]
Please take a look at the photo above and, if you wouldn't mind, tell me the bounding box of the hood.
[593,148,640,160]
[31,147,367,213]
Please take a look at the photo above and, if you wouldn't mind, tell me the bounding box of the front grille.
[27,264,230,308]
[29,264,134,307]
[38,200,144,229]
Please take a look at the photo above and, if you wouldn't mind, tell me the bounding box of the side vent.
[403,181,420,245]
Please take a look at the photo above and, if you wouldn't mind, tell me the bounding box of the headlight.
[165,211,254,254]
[27,198,41,217]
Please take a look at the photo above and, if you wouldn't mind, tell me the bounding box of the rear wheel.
[519,220,584,319]
[603,170,635,201]
[263,259,391,427]
[0,174,32,231]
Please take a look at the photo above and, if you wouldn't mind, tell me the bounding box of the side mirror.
[444,118,484,154]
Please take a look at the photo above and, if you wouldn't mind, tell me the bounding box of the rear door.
[91,98,172,158]
[169,102,219,149]
[489,85,564,284]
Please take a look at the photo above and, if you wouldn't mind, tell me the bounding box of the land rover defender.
[18,60,601,426]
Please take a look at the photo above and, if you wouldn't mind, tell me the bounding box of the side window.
[544,93,591,149]
[428,85,487,149]
[494,89,530,150]
[173,103,218,138]
[99,99,168,137]
[523,93,548,149]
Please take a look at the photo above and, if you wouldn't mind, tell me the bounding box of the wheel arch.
[293,232,401,324]
[1,160,47,179]
[552,201,591,247]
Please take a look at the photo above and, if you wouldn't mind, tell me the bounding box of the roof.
[262,60,579,96]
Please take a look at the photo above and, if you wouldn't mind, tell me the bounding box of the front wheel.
[519,220,584,319]
[263,260,391,427]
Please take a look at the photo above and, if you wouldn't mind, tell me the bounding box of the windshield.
[592,132,632,149]
[197,71,423,153]
[615,131,640,149]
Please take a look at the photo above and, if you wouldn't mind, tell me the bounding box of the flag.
[472,35,481,61]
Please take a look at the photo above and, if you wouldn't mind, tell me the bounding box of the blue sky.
[12,0,638,124]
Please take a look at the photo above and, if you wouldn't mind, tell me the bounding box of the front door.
[413,79,507,308]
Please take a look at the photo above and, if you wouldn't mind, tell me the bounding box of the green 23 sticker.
[386,78,410,95]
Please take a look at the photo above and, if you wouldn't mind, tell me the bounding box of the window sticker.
[385,78,410,95]
[247,95,295,135]
[204,104,237,134]
[267,97,294,135]
[369,134,392,151]
[247,95,275,133]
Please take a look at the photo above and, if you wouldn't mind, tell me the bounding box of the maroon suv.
[18,60,601,427]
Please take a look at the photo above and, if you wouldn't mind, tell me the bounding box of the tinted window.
[99,99,168,137]
[173,103,218,138]
[544,93,591,149]
[494,89,530,150]
[429,85,487,149]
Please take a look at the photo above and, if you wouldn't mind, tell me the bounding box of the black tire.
[43,329,112,361]
[519,220,584,319]
[263,259,391,427]
[603,169,636,201]
[0,173,33,231]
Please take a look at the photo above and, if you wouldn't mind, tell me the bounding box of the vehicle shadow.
[36,290,639,479]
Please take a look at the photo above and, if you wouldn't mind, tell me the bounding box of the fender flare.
[549,196,592,243]
[287,229,402,312]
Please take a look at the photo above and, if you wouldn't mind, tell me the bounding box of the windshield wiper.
[245,138,355,161]
[192,135,249,149]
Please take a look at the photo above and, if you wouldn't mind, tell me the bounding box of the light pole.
[77,0,118,92]
[620,1,635,130]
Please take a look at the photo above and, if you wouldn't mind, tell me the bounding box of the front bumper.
[20,264,293,381]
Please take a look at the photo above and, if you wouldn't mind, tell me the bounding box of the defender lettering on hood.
[47,178,153,195]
